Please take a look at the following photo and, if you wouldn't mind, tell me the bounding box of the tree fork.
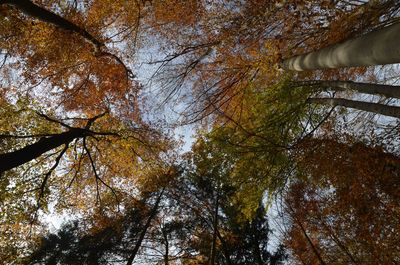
[0,129,89,174]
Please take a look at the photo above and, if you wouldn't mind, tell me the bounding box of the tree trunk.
[251,221,264,265]
[1,0,103,50]
[0,129,88,174]
[126,189,164,265]
[209,192,219,265]
[307,97,400,118]
[303,80,400,99]
[281,22,400,70]
[288,204,327,265]
[162,228,169,265]
[216,229,233,265]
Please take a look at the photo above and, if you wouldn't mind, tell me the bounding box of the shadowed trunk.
[126,189,164,265]
[288,204,327,265]
[282,22,400,70]
[209,192,219,265]
[302,80,400,99]
[162,228,169,265]
[307,97,400,118]
[216,229,233,265]
[1,0,103,50]
[0,129,89,174]
[251,221,264,265]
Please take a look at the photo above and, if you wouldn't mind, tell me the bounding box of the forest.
[0,0,399,264]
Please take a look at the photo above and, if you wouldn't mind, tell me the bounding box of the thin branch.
[83,138,119,207]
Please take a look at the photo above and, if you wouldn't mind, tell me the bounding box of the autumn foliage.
[286,137,400,265]
[0,0,400,264]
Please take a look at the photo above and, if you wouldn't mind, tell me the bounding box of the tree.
[1,1,399,263]
[142,0,400,120]
[0,0,140,116]
[24,188,166,265]
[297,80,400,99]
[282,79,400,119]
[0,112,105,174]
[307,97,400,118]
[281,21,400,71]
[0,98,171,262]
[284,136,400,265]
[24,143,287,265]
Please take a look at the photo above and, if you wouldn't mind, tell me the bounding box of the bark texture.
[1,0,103,50]
[318,81,400,99]
[0,129,88,174]
[307,98,400,118]
[282,22,400,70]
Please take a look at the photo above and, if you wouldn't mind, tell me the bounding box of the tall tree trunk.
[307,97,400,118]
[209,192,219,265]
[288,205,327,265]
[319,221,358,264]
[1,0,134,78]
[251,221,264,265]
[126,189,164,265]
[281,22,400,70]
[162,228,169,265]
[0,129,88,174]
[216,229,233,265]
[1,0,103,50]
[301,80,400,99]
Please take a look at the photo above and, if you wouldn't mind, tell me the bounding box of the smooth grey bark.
[302,80,400,99]
[1,0,103,50]
[307,97,400,118]
[126,189,164,265]
[0,129,89,174]
[282,22,400,70]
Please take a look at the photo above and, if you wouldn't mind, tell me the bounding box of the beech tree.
[306,97,400,118]
[0,0,399,263]
[296,80,400,99]
[24,142,287,265]
[160,137,287,265]
[0,98,171,262]
[281,21,400,71]
[24,188,166,265]
[285,137,400,265]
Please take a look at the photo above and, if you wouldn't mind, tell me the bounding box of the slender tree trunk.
[320,221,358,264]
[0,129,88,174]
[281,22,400,70]
[162,228,169,265]
[301,80,400,99]
[126,189,164,265]
[251,221,264,265]
[209,192,219,265]
[1,0,134,78]
[288,205,327,265]
[216,229,233,265]
[307,97,400,118]
[1,0,103,50]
